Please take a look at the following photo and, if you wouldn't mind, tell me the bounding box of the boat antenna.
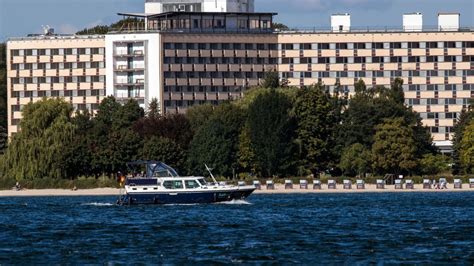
[205,164,218,185]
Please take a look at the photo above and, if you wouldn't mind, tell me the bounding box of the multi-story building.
[6,35,106,135]
[5,4,474,153]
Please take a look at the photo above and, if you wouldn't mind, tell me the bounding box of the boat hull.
[118,187,255,205]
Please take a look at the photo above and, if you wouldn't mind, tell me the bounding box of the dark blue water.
[1,193,474,264]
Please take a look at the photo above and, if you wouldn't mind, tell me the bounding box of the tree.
[452,105,473,174]
[185,103,215,133]
[459,119,474,174]
[246,89,296,177]
[419,153,451,176]
[141,137,186,172]
[0,125,7,154]
[188,103,245,177]
[237,125,258,175]
[339,143,371,177]
[372,118,418,175]
[293,85,341,175]
[1,98,76,180]
[272,22,289,31]
[76,18,143,35]
[260,69,280,89]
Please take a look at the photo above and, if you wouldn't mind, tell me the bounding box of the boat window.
[163,180,184,189]
[185,180,200,189]
[197,179,207,186]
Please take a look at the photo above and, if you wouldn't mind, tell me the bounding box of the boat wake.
[82,202,114,207]
[215,199,252,205]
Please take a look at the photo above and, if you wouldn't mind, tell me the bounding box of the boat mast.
[205,164,218,185]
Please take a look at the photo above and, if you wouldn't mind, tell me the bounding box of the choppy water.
[1,193,474,264]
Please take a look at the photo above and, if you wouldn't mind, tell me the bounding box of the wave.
[216,199,252,205]
[82,202,114,206]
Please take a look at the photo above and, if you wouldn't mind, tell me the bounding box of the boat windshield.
[149,163,179,177]
[197,178,207,186]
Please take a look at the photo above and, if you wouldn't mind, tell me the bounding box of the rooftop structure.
[144,0,254,14]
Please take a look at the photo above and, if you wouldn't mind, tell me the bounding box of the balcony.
[113,50,145,57]
[115,79,145,86]
[114,64,145,72]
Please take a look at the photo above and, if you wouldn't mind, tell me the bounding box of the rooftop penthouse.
[113,11,276,33]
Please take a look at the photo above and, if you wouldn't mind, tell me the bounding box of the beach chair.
[394,179,403,189]
[300,180,308,189]
[328,179,336,189]
[470,179,474,189]
[238,181,246,187]
[454,179,462,189]
[266,180,275,190]
[284,180,293,189]
[253,180,261,190]
[405,179,414,189]
[376,179,385,189]
[356,179,365,189]
[313,179,322,190]
[423,179,431,189]
[343,180,352,189]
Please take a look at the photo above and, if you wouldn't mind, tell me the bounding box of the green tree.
[272,22,289,31]
[188,103,245,177]
[419,153,451,176]
[76,18,143,35]
[246,89,296,177]
[459,119,474,174]
[260,69,280,89]
[452,105,473,174]
[237,125,258,175]
[1,98,76,180]
[185,103,215,133]
[339,143,372,177]
[141,136,186,172]
[293,85,342,175]
[0,125,7,154]
[372,118,418,175]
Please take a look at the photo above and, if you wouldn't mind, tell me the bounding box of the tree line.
[1,74,473,182]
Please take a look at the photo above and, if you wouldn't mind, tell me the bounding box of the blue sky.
[0,0,473,41]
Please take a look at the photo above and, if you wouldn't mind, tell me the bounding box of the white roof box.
[403,12,423,32]
[438,13,460,31]
[331,13,350,32]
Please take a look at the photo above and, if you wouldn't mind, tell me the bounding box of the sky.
[0,0,473,41]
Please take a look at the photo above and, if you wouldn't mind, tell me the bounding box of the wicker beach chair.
[253,180,261,190]
[454,179,462,189]
[313,179,322,190]
[343,179,352,189]
[470,178,474,189]
[439,178,448,189]
[266,180,275,190]
[299,180,308,189]
[284,179,293,189]
[405,179,414,189]
[376,179,385,189]
[328,179,336,189]
[423,179,431,189]
[394,179,403,189]
[356,179,365,189]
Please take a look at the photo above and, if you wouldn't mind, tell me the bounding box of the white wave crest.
[82,202,114,206]
[216,199,252,205]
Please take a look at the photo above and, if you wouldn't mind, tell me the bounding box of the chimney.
[331,13,350,32]
[403,12,423,31]
[438,13,460,31]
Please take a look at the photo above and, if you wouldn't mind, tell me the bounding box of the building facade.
[5,11,474,152]
[7,35,106,135]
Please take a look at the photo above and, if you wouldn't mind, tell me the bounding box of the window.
[445,98,456,104]
[409,70,420,77]
[301,43,311,50]
[318,43,330,50]
[463,56,474,62]
[445,84,456,91]
[355,71,366,78]
[390,56,402,63]
[38,49,46,56]
[427,85,438,91]
[354,43,366,49]
[462,42,474,48]
[64,48,73,55]
[64,90,73,97]
[300,57,311,64]
[426,56,438,62]
[77,48,87,55]
[51,91,59,97]
[445,112,457,119]
[354,57,366,63]
[444,56,456,62]
[408,56,420,63]
[335,43,348,50]
[317,57,330,64]
[38,91,46,97]
[185,180,200,189]
[390,42,402,49]
[430,127,439,133]
[408,42,420,49]
[282,43,294,50]
[163,180,184,189]
[426,42,438,48]
[427,98,438,105]
[445,70,456,76]
[335,57,348,64]
[78,90,86,96]
[91,48,100,54]
[372,42,383,49]
[408,85,420,91]
[427,112,439,119]
[373,71,384,77]
[427,70,438,77]
[372,57,384,63]
[444,42,456,48]
[391,71,402,77]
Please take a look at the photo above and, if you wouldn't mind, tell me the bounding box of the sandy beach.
[0,183,473,197]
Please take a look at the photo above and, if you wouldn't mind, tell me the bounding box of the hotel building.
[6,3,474,152]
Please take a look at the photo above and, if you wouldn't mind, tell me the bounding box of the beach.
[0,183,472,197]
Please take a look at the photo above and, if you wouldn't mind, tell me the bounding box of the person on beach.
[14,182,21,191]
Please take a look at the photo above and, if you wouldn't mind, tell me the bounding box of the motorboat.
[117,161,255,205]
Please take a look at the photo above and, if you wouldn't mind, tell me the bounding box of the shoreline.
[0,184,473,197]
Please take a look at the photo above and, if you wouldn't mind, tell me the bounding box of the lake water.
[1,193,473,264]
